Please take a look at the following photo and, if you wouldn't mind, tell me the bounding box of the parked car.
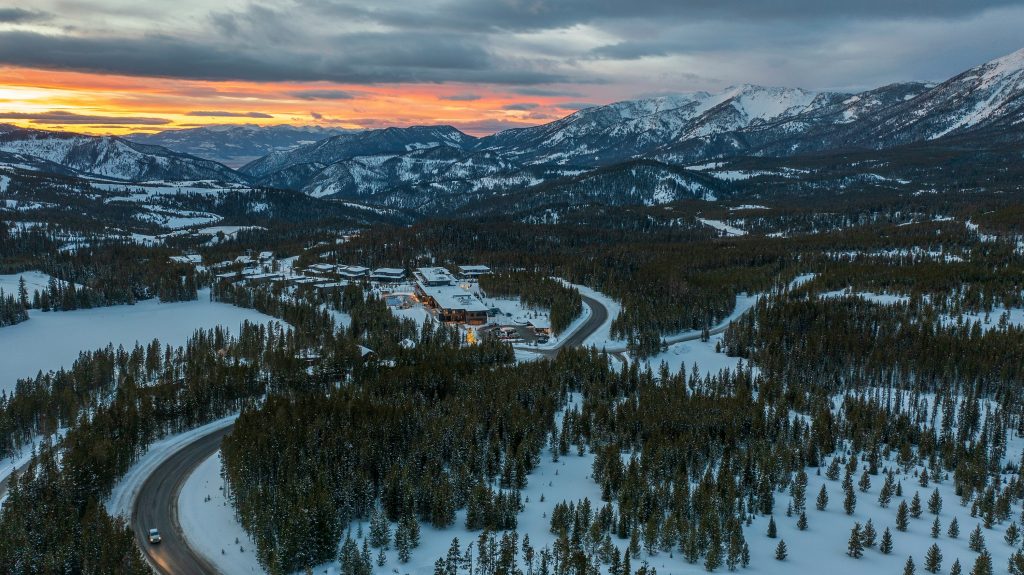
[148,528,162,544]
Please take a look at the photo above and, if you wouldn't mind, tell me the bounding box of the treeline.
[220,340,569,574]
[0,320,282,572]
[0,284,28,327]
[480,272,583,335]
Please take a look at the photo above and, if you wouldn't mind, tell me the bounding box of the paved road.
[134,294,616,575]
[133,425,233,575]
[514,295,610,359]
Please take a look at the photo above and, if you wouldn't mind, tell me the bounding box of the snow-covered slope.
[128,124,354,168]
[0,125,244,182]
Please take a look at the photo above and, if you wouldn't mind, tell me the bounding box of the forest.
[0,186,1022,574]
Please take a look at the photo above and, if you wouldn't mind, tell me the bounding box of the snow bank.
[106,414,238,520]
[178,451,264,575]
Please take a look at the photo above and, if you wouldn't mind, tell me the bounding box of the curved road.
[133,295,614,574]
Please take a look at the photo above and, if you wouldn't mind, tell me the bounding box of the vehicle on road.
[148,528,162,544]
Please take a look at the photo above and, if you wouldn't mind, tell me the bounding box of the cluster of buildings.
[203,251,496,326]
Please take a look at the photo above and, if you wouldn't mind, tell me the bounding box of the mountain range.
[1,47,1022,215]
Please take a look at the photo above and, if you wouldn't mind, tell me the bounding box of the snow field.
[0,288,280,394]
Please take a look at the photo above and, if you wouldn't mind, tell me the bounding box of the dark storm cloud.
[290,90,356,100]
[501,103,540,111]
[187,110,274,118]
[512,87,584,97]
[5,0,1024,92]
[313,0,1024,34]
[0,30,567,85]
[0,8,51,23]
[0,110,170,125]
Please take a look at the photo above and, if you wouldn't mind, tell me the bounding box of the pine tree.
[879,474,894,508]
[971,550,993,575]
[775,540,788,561]
[904,555,916,575]
[859,470,871,493]
[797,511,808,531]
[844,485,857,515]
[377,547,386,567]
[969,525,985,552]
[847,523,864,558]
[949,517,960,538]
[862,519,877,548]
[928,489,942,515]
[931,517,941,539]
[897,501,910,531]
[911,492,923,519]
[1009,550,1024,575]
[704,538,723,572]
[741,542,750,568]
[924,543,942,573]
[950,559,962,575]
[396,523,411,563]
[370,506,391,549]
[880,528,894,554]
[826,458,841,481]
[767,516,777,538]
[1005,522,1020,546]
[816,485,829,511]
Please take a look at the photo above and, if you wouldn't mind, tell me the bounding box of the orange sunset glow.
[0,66,584,136]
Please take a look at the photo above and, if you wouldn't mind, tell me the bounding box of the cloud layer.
[0,0,1020,92]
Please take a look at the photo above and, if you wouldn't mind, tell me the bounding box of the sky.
[0,0,1022,136]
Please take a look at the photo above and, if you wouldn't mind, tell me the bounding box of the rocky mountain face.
[128,124,353,168]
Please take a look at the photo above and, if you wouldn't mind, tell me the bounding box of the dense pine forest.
[0,185,1022,574]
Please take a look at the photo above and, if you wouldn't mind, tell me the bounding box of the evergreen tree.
[859,470,871,493]
[847,523,864,558]
[951,559,962,575]
[904,555,916,575]
[370,506,391,549]
[897,501,910,531]
[862,519,877,548]
[928,489,942,515]
[816,485,829,511]
[924,543,942,573]
[880,528,894,554]
[1005,522,1020,546]
[949,517,960,539]
[797,511,808,531]
[969,525,986,553]
[1009,550,1024,575]
[775,540,788,561]
[843,485,857,515]
[767,516,777,539]
[971,550,993,575]
[931,517,941,539]
[911,492,923,519]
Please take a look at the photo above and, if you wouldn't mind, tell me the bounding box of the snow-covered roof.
[418,282,489,313]
[458,265,491,273]
[371,267,406,276]
[415,267,455,285]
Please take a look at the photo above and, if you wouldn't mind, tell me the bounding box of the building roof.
[307,263,334,272]
[415,267,455,284]
[339,266,369,275]
[371,267,406,276]
[418,282,489,313]
[458,265,491,273]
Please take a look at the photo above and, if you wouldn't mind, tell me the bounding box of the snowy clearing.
[0,289,278,394]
